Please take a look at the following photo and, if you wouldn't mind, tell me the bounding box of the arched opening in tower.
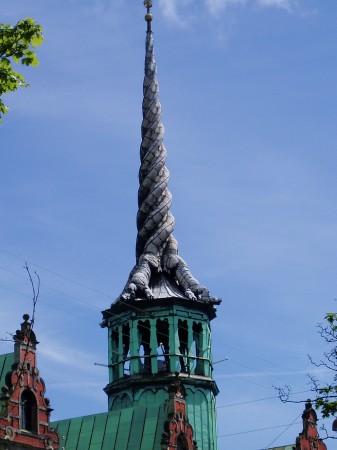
[21,389,38,433]
[122,323,130,375]
[156,318,169,371]
[138,320,151,372]
[178,319,189,373]
[192,322,204,376]
[111,327,120,379]
[176,434,189,450]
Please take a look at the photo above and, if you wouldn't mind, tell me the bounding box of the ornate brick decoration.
[295,400,327,450]
[0,315,59,449]
[161,379,197,450]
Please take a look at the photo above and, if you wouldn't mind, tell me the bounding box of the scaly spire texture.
[120,22,214,303]
[136,30,175,261]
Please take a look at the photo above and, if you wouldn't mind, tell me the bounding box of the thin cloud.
[205,0,247,16]
[160,0,194,27]
[160,0,300,24]
[217,368,331,378]
[48,381,103,391]
[84,0,302,29]
[257,0,297,12]
[38,341,101,374]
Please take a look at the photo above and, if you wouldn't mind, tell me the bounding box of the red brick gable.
[0,315,58,449]
[161,379,197,450]
[295,400,327,450]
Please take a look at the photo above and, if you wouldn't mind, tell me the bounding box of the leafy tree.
[309,313,337,419]
[277,312,337,436]
[0,18,43,122]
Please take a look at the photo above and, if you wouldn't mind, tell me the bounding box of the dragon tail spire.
[119,2,212,303]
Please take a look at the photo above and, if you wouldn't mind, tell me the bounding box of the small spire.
[144,0,153,32]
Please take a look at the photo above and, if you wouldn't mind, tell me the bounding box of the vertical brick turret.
[295,400,327,450]
[0,314,59,449]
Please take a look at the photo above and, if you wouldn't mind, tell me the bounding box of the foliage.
[310,313,337,418]
[0,18,43,122]
[277,313,337,423]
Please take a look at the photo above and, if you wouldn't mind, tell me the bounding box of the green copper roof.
[268,446,294,450]
[52,404,166,450]
[0,352,14,387]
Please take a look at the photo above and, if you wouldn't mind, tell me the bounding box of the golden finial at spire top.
[144,0,153,30]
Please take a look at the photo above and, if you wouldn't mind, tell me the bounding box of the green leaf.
[0,17,43,122]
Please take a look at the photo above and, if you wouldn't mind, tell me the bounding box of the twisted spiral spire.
[119,3,214,302]
[136,28,175,262]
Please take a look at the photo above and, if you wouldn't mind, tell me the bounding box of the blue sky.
[1,0,337,449]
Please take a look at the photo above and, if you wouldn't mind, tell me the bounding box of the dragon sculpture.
[120,2,211,302]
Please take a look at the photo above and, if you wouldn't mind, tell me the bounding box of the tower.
[101,2,221,449]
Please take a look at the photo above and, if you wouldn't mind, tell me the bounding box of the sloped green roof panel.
[268,446,294,450]
[128,407,147,450]
[89,413,109,449]
[52,405,167,450]
[77,414,95,450]
[115,408,134,448]
[141,406,160,450]
[65,416,83,449]
[53,418,71,448]
[102,411,120,450]
[0,352,14,387]
[153,404,166,448]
